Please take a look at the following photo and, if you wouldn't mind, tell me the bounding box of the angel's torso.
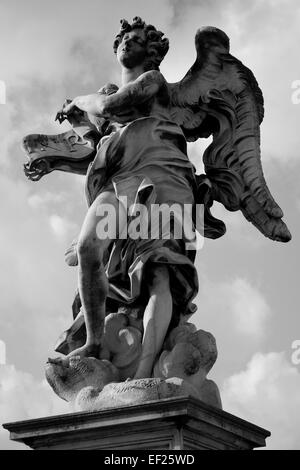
[86,118,195,206]
[107,72,172,124]
[84,73,197,204]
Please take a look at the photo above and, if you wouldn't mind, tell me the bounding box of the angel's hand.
[55,99,81,124]
[62,94,109,117]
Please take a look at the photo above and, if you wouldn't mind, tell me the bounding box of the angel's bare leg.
[69,191,127,358]
[134,265,172,379]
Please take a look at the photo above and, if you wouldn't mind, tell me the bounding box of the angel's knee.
[148,265,170,296]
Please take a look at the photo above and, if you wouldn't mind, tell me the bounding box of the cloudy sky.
[0,0,299,450]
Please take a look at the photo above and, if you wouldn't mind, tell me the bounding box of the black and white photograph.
[0,0,299,452]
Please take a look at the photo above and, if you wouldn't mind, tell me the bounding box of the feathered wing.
[168,26,291,242]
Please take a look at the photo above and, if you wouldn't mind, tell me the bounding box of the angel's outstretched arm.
[63,71,166,117]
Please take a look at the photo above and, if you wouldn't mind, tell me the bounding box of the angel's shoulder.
[139,70,167,86]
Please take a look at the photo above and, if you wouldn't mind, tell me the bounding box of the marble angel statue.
[22,17,290,408]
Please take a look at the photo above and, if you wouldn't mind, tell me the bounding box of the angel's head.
[113,16,169,71]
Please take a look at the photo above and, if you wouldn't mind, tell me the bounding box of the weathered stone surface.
[45,356,119,402]
[3,397,271,450]
[45,355,200,411]
[46,320,222,410]
[75,377,199,411]
[101,312,143,380]
[154,324,222,408]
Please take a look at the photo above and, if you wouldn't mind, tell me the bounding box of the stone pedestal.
[3,396,270,450]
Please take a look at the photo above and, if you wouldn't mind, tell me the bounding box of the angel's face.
[117,29,148,69]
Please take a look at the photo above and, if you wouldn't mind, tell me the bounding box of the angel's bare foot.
[67,342,100,359]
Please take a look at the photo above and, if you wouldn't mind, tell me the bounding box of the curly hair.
[113,16,169,71]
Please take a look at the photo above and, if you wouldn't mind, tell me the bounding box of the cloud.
[0,363,70,450]
[209,203,265,248]
[222,351,300,449]
[229,279,271,338]
[197,277,271,340]
[192,275,272,383]
[49,214,78,241]
[27,192,67,209]
[0,172,80,375]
